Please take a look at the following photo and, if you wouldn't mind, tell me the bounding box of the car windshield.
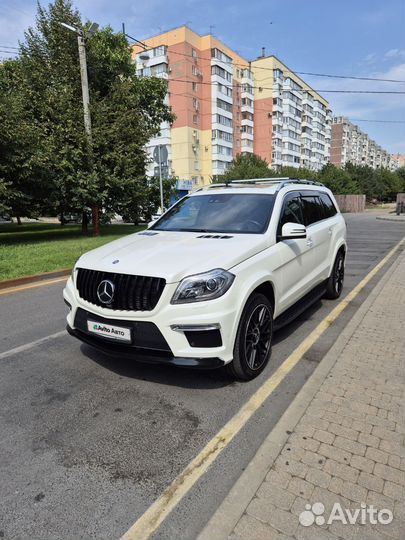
[151,193,275,234]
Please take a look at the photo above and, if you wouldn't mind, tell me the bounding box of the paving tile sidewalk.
[200,252,405,540]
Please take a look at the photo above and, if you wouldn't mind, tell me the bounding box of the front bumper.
[66,325,224,369]
[63,275,238,366]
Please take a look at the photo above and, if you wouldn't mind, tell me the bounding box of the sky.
[1,0,404,154]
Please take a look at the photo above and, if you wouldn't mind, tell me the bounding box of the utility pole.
[158,145,164,213]
[77,31,92,144]
[77,30,99,235]
[60,21,100,235]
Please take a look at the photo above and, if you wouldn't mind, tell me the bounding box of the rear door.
[300,192,331,284]
[272,191,315,313]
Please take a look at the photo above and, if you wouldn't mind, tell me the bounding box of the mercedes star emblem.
[97,279,115,304]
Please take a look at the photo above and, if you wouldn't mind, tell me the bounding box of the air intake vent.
[76,269,165,311]
[197,234,233,239]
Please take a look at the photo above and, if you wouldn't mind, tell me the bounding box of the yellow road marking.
[0,276,68,296]
[121,237,405,540]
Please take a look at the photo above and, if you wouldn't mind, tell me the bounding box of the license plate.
[87,320,131,343]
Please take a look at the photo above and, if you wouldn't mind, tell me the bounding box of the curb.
[0,268,71,290]
[376,216,405,223]
[198,249,404,540]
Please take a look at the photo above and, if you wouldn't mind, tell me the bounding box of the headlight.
[171,269,235,304]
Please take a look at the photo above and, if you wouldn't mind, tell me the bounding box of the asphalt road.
[0,213,404,540]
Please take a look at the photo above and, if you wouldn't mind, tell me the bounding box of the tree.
[115,177,177,224]
[318,163,359,194]
[374,168,402,201]
[274,166,318,180]
[220,153,271,181]
[0,0,173,233]
[396,167,405,193]
[0,60,54,223]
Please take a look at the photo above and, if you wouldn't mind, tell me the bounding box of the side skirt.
[273,279,328,331]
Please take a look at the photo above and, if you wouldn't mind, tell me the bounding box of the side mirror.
[280,222,307,240]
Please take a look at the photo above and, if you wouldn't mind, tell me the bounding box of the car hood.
[75,230,268,283]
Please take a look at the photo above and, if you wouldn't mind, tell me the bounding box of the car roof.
[191,178,330,197]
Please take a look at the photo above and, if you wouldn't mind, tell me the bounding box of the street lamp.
[60,20,100,234]
[59,21,99,143]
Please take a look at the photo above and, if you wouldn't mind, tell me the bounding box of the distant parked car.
[0,215,12,223]
[58,211,111,225]
[58,213,80,224]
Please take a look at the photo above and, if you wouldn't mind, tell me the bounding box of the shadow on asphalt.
[78,297,329,389]
[80,343,237,389]
[272,298,324,345]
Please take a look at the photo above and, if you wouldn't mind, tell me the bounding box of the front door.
[272,192,314,314]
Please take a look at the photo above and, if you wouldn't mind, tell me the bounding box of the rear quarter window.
[301,196,324,226]
[319,192,338,218]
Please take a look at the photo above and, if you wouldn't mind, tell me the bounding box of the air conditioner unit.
[193,130,197,138]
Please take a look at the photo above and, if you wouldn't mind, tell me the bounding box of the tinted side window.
[278,195,304,235]
[301,196,324,226]
[319,192,337,218]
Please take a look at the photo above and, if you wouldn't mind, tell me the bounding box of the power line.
[166,76,405,94]
[0,45,19,50]
[132,46,405,84]
[314,90,405,94]
[349,118,405,124]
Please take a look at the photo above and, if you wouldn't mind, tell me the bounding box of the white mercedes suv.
[63,178,347,380]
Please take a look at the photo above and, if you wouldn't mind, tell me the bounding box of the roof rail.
[274,178,325,190]
[194,178,325,192]
[229,177,290,184]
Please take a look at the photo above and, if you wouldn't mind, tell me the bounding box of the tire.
[324,250,345,299]
[226,293,273,381]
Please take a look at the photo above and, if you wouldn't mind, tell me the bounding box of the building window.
[150,63,167,76]
[211,65,232,82]
[193,114,198,124]
[212,129,233,142]
[215,114,232,127]
[192,65,198,76]
[217,98,233,113]
[216,145,232,156]
[242,125,253,134]
[192,82,197,92]
[211,48,232,64]
[191,48,197,58]
[242,111,253,121]
[153,45,167,57]
[242,97,253,107]
[217,83,232,97]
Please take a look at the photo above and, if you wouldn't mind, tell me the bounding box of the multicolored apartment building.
[132,26,331,186]
[331,117,392,169]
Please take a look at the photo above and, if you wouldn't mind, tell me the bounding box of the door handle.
[306,237,313,247]
[328,227,333,235]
